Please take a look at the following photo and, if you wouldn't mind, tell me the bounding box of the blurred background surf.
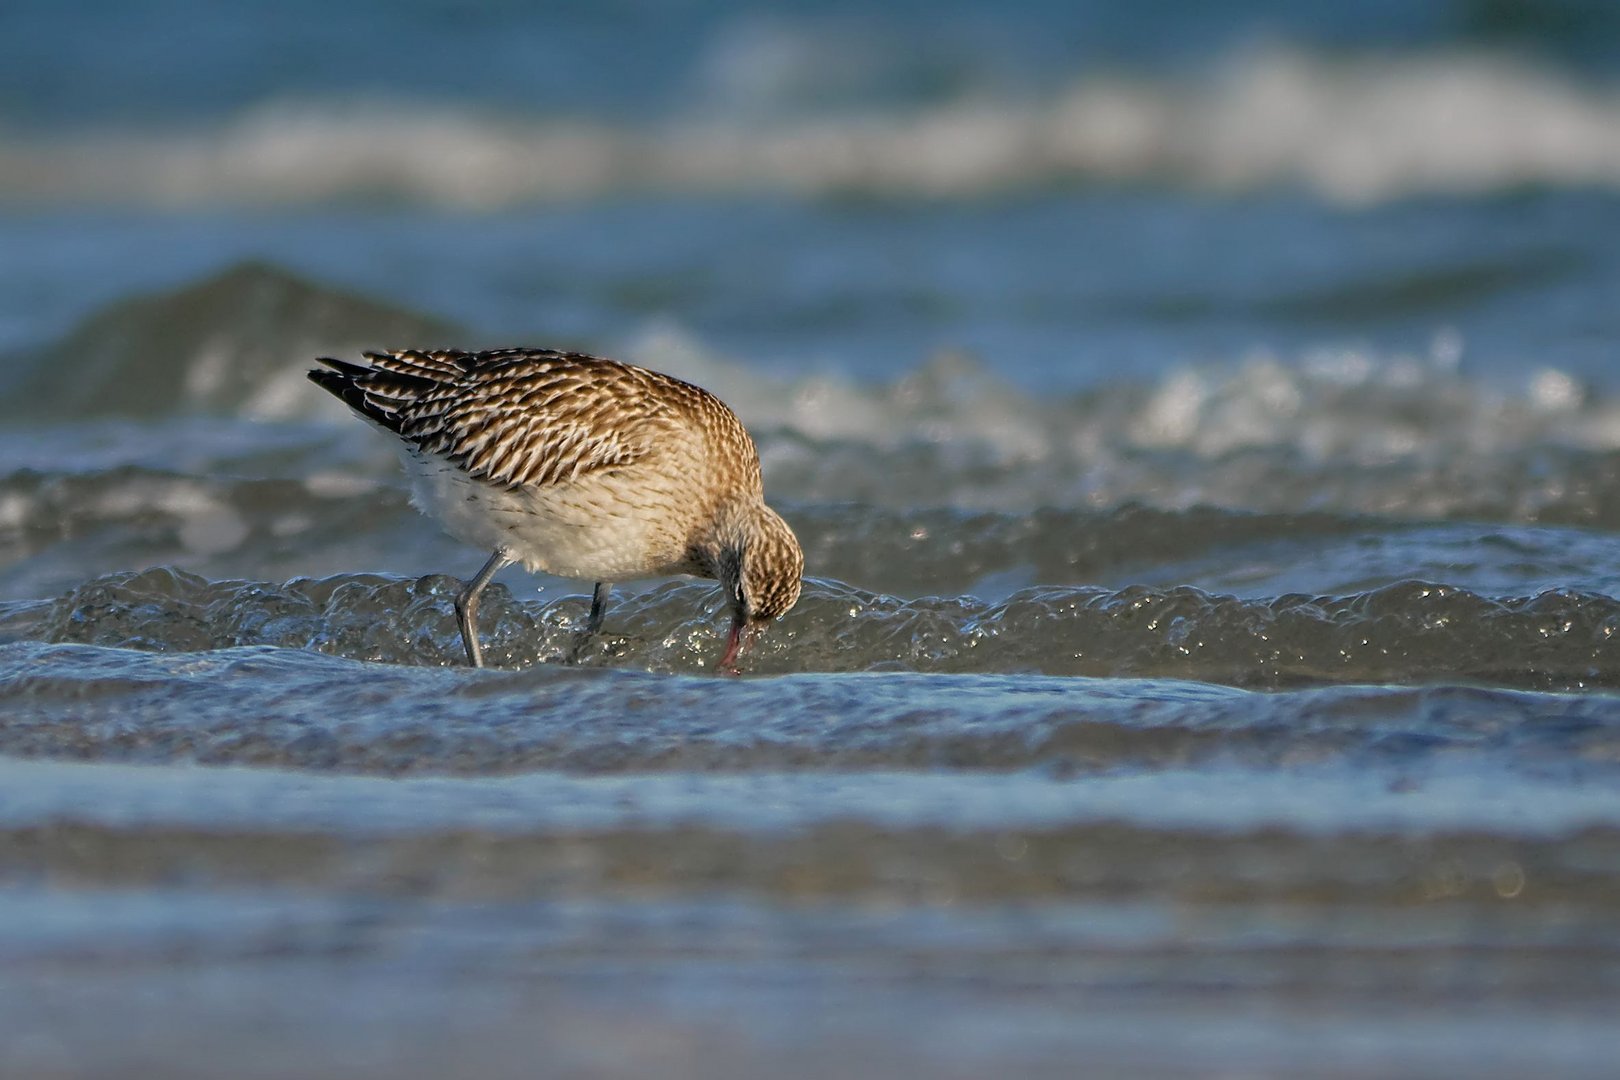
[3,2,1620,1078]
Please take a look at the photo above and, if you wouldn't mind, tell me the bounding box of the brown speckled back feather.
[311,347,759,494]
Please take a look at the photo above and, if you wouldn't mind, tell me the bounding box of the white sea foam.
[11,254,1620,521]
[631,327,1620,458]
[5,48,1620,206]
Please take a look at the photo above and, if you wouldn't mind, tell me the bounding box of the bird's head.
[713,501,803,674]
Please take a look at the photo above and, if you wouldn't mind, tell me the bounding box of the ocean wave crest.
[19,567,1620,691]
[11,259,1620,528]
[5,48,1620,205]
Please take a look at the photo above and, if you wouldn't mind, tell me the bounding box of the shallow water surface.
[6,271,1620,1078]
[3,266,1619,1074]
[6,4,1620,1073]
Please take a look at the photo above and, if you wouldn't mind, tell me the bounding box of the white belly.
[403,451,691,581]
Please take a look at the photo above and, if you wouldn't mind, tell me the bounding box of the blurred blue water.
[10,0,1614,130]
[4,192,1618,392]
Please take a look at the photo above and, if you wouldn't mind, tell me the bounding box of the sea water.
[2,2,1620,1076]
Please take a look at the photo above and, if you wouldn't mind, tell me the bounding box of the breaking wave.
[6,48,1620,206]
[9,262,1620,527]
[9,566,1619,692]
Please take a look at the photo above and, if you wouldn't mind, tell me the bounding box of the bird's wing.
[311,348,679,489]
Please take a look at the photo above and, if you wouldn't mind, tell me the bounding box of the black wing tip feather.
[313,355,373,379]
[308,364,366,406]
[307,360,407,433]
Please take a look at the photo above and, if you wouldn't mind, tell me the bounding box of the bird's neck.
[687,496,763,582]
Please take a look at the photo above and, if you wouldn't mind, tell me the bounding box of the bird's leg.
[587,581,611,636]
[567,581,612,665]
[455,548,511,668]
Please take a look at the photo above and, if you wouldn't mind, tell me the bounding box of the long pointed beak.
[716,617,765,675]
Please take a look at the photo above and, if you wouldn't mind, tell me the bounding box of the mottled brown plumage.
[309,347,803,671]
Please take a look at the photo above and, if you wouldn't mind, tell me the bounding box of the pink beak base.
[716,619,764,675]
